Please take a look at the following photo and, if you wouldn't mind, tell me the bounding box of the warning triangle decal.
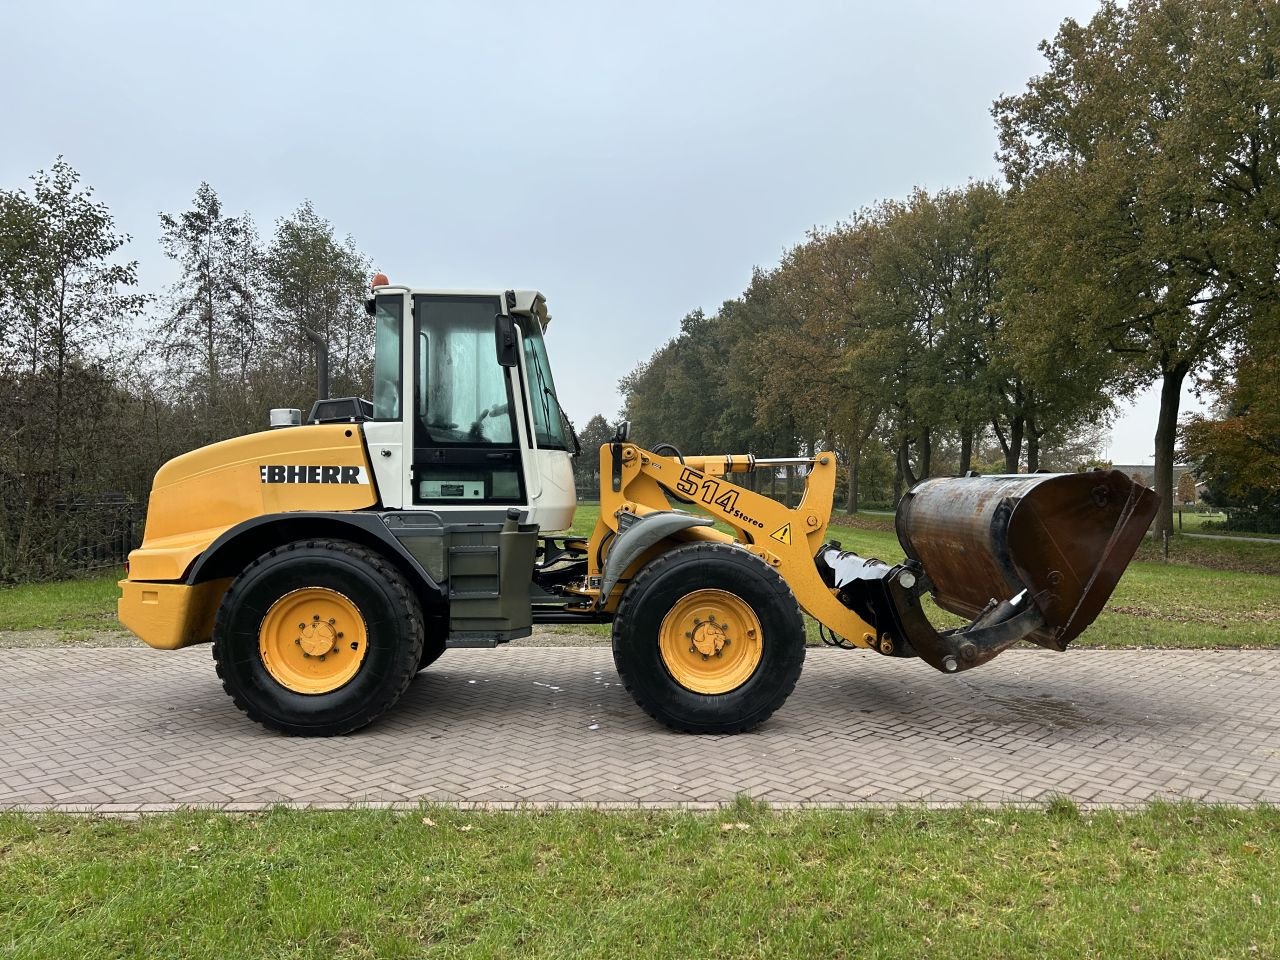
[769,523,792,546]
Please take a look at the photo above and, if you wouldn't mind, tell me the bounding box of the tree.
[1176,471,1198,505]
[995,0,1280,538]
[0,159,147,579]
[572,414,616,495]
[1182,348,1280,530]
[264,202,373,405]
[157,183,262,440]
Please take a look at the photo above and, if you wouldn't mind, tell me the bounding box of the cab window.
[521,323,568,450]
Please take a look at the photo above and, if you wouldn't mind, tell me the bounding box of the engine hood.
[129,424,377,581]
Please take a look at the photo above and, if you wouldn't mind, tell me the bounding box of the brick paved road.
[2,646,1278,811]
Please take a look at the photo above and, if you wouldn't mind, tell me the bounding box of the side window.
[372,297,402,420]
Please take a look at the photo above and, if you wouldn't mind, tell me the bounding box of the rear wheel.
[612,542,805,733]
[213,539,424,735]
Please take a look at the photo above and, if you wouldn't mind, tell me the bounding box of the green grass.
[1175,511,1280,539]
[0,568,124,633]
[1134,531,1280,574]
[1,804,1277,959]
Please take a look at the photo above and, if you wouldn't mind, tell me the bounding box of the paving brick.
[1,647,1279,810]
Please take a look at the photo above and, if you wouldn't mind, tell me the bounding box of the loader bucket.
[895,470,1158,653]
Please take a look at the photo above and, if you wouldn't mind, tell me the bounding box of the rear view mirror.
[495,314,519,367]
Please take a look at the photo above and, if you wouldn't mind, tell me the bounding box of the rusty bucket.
[894,470,1158,651]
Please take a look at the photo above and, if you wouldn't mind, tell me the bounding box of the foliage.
[1182,349,1280,532]
[264,201,373,405]
[1176,471,1197,505]
[993,0,1280,538]
[156,182,263,441]
[0,159,149,581]
[620,183,1114,509]
[155,190,375,450]
[0,163,377,581]
[571,413,615,495]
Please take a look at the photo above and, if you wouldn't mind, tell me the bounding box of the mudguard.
[600,510,714,600]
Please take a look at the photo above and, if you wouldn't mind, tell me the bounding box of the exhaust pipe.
[303,328,329,402]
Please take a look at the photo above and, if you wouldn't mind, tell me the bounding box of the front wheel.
[212,539,424,736]
[612,542,806,733]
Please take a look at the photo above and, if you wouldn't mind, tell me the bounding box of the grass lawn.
[1,803,1277,959]
[1175,511,1280,539]
[0,568,124,634]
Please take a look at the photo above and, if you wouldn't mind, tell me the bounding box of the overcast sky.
[1,0,1193,464]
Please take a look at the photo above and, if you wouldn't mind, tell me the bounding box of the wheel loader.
[118,277,1158,736]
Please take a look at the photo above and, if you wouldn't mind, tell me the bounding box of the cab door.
[410,294,526,507]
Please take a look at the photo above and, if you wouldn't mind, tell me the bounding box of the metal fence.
[0,496,139,581]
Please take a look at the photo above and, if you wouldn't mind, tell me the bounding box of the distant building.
[1110,464,1199,502]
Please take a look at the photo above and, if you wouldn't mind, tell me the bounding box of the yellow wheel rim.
[258,587,368,694]
[658,588,763,695]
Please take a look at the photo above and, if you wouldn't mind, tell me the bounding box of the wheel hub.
[690,618,728,657]
[298,617,339,657]
[658,589,763,695]
[258,588,367,694]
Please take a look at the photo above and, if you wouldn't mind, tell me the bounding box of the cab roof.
[371,285,549,329]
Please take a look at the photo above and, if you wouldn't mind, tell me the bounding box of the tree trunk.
[1026,427,1040,473]
[958,428,973,475]
[993,415,1024,472]
[897,436,918,489]
[919,426,932,479]
[1153,365,1188,540]
[845,445,859,514]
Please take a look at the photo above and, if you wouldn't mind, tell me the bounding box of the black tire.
[212,539,424,736]
[612,542,806,733]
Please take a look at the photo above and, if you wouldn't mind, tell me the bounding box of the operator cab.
[361,280,577,530]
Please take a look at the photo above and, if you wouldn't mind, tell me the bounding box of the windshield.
[521,322,569,450]
[372,295,402,420]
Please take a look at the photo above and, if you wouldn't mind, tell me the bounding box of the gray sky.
[1,0,1188,463]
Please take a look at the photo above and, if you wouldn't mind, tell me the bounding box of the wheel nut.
[303,652,310,658]
[295,638,301,645]
[298,622,306,630]
[701,654,709,661]
[689,646,696,654]
[350,642,359,651]
[328,618,336,625]
[318,655,325,662]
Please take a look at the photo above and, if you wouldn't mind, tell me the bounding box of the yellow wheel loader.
[118,278,1157,735]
